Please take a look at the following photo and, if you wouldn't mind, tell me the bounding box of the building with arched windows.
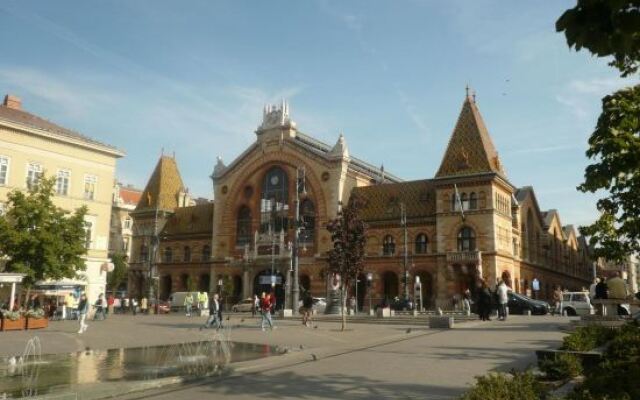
[128,95,592,309]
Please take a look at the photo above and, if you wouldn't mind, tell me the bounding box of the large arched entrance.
[253,270,286,310]
[160,275,172,300]
[232,275,243,302]
[198,274,210,292]
[452,264,478,297]
[382,271,399,302]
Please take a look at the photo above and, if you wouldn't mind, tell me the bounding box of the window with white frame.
[84,175,97,200]
[0,156,9,185]
[84,221,93,249]
[123,216,132,230]
[56,170,70,196]
[26,163,42,189]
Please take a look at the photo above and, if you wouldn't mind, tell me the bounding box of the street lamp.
[400,203,409,301]
[366,272,373,314]
[291,166,306,312]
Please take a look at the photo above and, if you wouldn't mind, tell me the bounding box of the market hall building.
[127,94,592,309]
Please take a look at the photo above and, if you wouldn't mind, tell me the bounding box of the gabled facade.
[129,94,592,308]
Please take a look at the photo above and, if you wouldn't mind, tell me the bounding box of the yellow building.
[0,94,125,304]
[130,95,592,310]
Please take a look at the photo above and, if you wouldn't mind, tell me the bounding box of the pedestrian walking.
[552,286,564,316]
[260,292,274,331]
[107,294,115,315]
[93,293,106,320]
[131,298,138,315]
[477,280,492,321]
[301,291,313,327]
[252,294,259,318]
[123,297,130,314]
[496,280,509,321]
[184,293,194,317]
[77,293,89,334]
[462,289,472,316]
[202,293,222,330]
[141,297,148,314]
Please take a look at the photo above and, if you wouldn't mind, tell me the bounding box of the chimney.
[3,94,22,110]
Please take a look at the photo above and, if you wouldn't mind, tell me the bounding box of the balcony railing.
[446,250,482,264]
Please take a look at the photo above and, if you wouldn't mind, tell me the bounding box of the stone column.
[243,268,251,298]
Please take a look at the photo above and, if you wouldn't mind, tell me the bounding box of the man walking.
[260,292,274,331]
[77,293,89,334]
[93,294,106,320]
[496,280,509,321]
[201,293,222,330]
[184,293,194,317]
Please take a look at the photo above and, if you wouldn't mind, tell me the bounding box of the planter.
[536,349,602,372]
[26,317,48,330]
[1,317,26,331]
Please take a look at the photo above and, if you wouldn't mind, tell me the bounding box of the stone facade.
[129,96,592,309]
[0,94,124,304]
[109,183,142,262]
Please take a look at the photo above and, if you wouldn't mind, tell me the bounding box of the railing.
[446,250,481,263]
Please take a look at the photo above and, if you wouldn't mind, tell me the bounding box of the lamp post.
[400,203,409,301]
[291,166,306,312]
[367,272,373,314]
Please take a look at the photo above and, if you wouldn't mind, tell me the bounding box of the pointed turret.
[329,132,350,160]
[435,91,506,179]
[136,155,186,212]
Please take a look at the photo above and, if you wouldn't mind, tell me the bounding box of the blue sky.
[0,1,636,227]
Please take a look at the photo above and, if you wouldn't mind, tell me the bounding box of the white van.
[168,292,199,311]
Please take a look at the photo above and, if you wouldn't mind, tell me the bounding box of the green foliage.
[326,194,367,330]
[107,252,129,292]
[539,353,583,380]
[561,326,615,351]
[0,310,22,321]
[0,176,88,288]
[25,308,45,319]
[460,371,547,400]
[577,86,640,261]
[556,1,640,77]
[568,321,640,400]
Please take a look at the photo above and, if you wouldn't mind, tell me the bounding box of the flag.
[454,184,465,221]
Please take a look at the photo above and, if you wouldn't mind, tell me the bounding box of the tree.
[0,176,88,297]
[326,194,367,331]
[557,1,640,263]
[556,1,640,77]
[107,252,128,293]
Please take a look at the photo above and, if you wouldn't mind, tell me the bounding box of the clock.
[270,175,279,185]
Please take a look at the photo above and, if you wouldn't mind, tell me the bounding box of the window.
[183,246,191,262]
[415,233,428,254]
[202,245,211,261]
[26,163,42,189]
[56,170,70,196]
[469,192,477,209]
[123,237,129,252]
[236,206,252,246]
[84,221,93,249]
[383,235,395,255]
[457,227,476,251]
[123,217,132,230]
[260,167,289,233]
[461,193,469,210]
[0,156,9,185]
[84,175,97,200]
[300,199,316,243]
[164,247,173,263]
[140,244,149,263]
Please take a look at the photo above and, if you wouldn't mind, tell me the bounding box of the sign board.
[259,275,282,285]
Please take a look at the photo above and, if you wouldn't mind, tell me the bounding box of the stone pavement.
[0,313,571,399]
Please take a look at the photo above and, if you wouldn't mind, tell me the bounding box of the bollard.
[526,309,532,317]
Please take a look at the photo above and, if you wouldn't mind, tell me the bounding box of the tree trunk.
[24,286,31,310]
[341,283,347,331]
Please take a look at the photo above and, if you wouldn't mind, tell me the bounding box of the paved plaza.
[0,313,571,399]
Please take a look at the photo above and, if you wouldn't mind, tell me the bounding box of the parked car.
[507,292,550,315]
[562,291,594,316]
[156,301,171,314]
[231,298,255,312]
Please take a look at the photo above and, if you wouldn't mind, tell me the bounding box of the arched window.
[202,245,211,261]
[236,206,252,246]
[300,199,315,243]
[260,166,289,233]
[415,233,428,254]
[461,193,469,210]
[383,235,395,255]
[163,247,173,263]
[457,227,476,251]
[183,246,191,262]
[469,192,477,209]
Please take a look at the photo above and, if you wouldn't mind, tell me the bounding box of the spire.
[329,131,350,160]
[136,155,186,212]
[435,89,506,179]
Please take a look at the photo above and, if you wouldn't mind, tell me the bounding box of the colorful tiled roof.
[161,202,214,236]
[352,179,436,222]
[0,101,124,156]
[435,95,506,179]
[136,156,186,212]
[119,187,142,206]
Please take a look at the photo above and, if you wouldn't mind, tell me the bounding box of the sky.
[0,1,636,228]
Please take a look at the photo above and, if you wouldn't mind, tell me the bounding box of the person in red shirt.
[260,292,275,331]
[107,294,115,315]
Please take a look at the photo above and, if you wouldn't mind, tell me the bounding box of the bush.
[561,326,614,351]
[460,371,546,400]
[538,353,583,380]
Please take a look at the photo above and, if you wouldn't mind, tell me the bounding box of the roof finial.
[161,147,164,156]
[472,89,476,103]
[465,84,470,98]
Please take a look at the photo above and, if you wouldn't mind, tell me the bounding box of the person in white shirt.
[589,277,599,301]
[496,280,510,321]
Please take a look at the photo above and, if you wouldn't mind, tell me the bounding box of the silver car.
[231,298,255,312]
[562,292,594,316]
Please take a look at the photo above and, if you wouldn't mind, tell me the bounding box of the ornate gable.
[435,94,506,179]
[135,155,186,212]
